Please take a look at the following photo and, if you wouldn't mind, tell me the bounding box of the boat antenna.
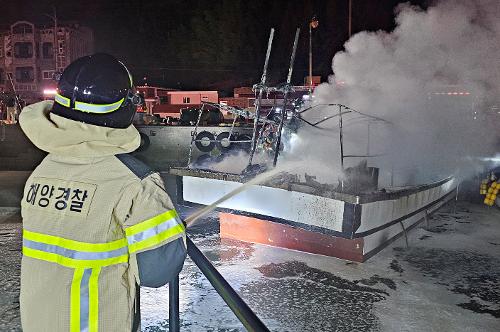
[272,27,300,167]
[247,28,275,167]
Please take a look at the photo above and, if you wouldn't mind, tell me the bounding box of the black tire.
[215,132,237,152]
[236,134,252,152]
[195,131,215,152]
[136,132,150,152]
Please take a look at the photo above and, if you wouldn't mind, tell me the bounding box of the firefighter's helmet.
[51,53,143,128]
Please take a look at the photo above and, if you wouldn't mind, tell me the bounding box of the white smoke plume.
[290,0,500,187]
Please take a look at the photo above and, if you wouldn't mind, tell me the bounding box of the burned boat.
[171,105,457,262]
[172,167,456,262]
[171,28,457,262]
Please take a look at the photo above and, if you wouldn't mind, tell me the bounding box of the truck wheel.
[195,131,215,152]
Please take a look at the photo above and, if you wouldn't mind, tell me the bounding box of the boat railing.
[298,103,393,169]
[168,236,270,332]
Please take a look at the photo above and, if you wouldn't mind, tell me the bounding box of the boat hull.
[175,170,456,261]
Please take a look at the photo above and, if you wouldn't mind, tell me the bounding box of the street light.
[309,16,319,96]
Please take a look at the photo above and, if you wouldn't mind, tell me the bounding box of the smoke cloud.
[289,0,500,187]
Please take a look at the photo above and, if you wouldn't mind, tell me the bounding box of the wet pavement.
[398,247,500,318]
[0,222,21,332]
[0,202,499,331]
[140,202,500,331]
[240,261,387,331]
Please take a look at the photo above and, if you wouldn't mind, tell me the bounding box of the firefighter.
[18,53,186,332]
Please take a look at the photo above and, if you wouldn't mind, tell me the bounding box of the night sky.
[1,0,429,94]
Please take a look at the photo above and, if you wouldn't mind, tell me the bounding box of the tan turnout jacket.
[19,101,186,332]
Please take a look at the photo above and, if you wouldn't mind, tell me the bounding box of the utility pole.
[44,7,58,75]
[54,7,58,74]
[339,105,345,170]
[308,16,318,96]
[348,0,352,38]
[309,21,312,90]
